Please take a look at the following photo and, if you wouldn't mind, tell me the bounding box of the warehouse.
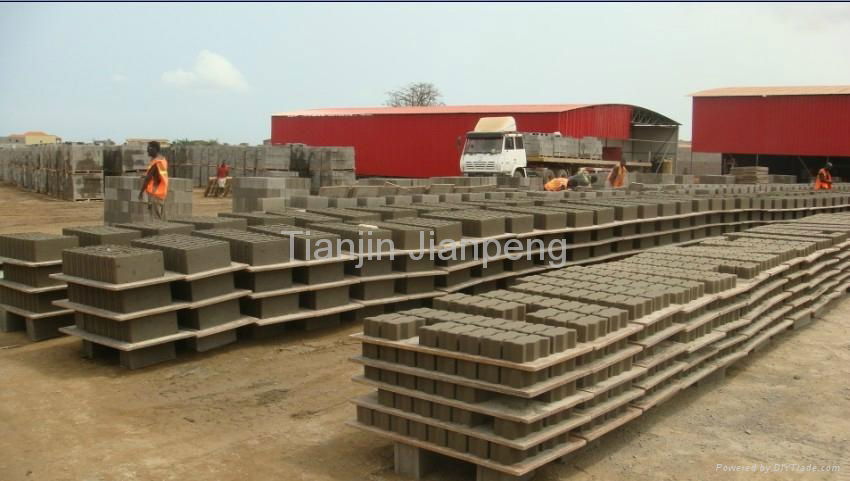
[271,104,680,178]
[691,86,850,181]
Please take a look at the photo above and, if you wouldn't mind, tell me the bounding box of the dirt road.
[0,184,847,481]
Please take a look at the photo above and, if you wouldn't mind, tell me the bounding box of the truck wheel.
[513,168,525,178]
[544,169,555,181]
[556,168,569,178]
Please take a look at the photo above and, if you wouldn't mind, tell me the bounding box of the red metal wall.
[692,95,850,157]
[271,105,634,177]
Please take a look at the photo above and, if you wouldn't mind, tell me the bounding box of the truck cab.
[459,117,527,177]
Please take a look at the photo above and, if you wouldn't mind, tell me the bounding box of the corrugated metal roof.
[691,86,850,97]
[275,104,591,117]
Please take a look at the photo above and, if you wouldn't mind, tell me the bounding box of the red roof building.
[271,104,678,178]
[691,86,850,179]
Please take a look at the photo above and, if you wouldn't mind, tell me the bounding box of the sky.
[1,2,849,144]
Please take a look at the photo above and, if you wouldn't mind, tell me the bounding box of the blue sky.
[1,3,848,144]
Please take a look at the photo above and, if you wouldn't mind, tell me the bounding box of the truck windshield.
[464,137,502,154]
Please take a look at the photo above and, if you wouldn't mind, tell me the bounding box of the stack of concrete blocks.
[0,233,77,340]
[496,175,545,192]
[696,175,736,184]
[103,176,193,225]
[731,166,770,184]
[0,145,104,201]
[58,145,105,200]
[230,177,311,213]
[103,145,149,176]
[579,137,603,160]
[62,225,142,247]
[241,223,360,333]
[56,245,189,369]
[303,146,356,194]
[190,228,318,335]
[522,133,556,157]
[634,172,677,185]
[114,221,195,237]
[218,211,298,226]
[131,234,254,352]
[351,214,850,479]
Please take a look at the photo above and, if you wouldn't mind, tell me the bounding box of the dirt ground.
[0,184,847,481]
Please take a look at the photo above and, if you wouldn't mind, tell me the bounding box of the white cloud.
[161,50,248,92]
[111,73,127,82]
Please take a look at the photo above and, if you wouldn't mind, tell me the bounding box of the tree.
[386,82,444,107]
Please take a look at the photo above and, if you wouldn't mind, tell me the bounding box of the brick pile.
[350,212,850,480]
[131,234,254,352]
[55,245,189,368]
[103,176,193,224]
[0,233,78,340]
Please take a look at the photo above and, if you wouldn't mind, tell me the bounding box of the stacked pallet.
[131,234,254,352]
[103,145,149,176]
[230,177,311,213]
[62,225,142,246]
[731,166,770,184]
[198,226,358,336]
[103,176,194,224]
[0,233,78,340]
[349,213,850,480]
[0,145,104,200]
[301,146,356,194]
[55,245,189,368]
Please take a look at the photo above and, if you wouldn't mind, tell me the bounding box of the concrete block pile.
[0,145,104,200]
[103,176,193,224]
[169,144,355,191]
[55,232,259,367]
[196,226,357,336]
[131,234,254,352]
[350,213,850,480]
[55,245,190,369]
[230,177,311,212]
[0,233,78,340]
[730,166,769,184]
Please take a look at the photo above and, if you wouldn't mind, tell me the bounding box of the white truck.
[459,116,648,178]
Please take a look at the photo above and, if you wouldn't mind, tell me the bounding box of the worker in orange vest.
[138,140,169,220]
[544,177,569,192]
[607,159,628,188]
[545,170,597,192]
[814,162,833,191]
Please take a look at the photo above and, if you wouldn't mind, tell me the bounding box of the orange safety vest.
[609,165,627,188]
[145,156,169,199]
[544,178,569,192]
[814,168,832,191]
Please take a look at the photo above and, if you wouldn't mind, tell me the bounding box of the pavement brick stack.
[350,212,850,480]
[0,233,78,340]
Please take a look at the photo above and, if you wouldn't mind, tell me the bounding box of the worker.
[215,161,230,197]
[544,170,597,192]
[544,177,569,192]
[607,159,628,188]
[568,170,597,190]
[138,140,169,220]
[815,162,833,191]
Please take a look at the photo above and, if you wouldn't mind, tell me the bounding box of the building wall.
[23,134,59,145]
[629,126,678,164]
[676,143,721,175]
[692,95,850,157]
[271,106,637,177]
